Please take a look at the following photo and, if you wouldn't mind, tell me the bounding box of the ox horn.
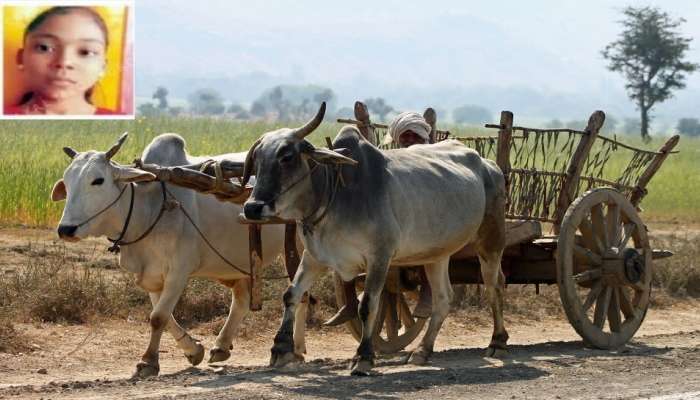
[63,147,77,159]
[105,132,129,160]
[292,102,326,139]
[241,137,263,186]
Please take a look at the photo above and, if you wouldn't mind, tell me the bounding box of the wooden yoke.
[629,135,680,207]
[248,224,263,311]
[354,101,377,145]
[495,111,514,199]
[423,108,437,144]
[553,111,605,233]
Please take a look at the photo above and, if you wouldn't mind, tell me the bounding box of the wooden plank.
[553,111,605,232]
[629,135,680,206]
[451,220,541,259]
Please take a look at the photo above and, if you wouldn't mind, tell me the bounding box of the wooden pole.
[354,101,376,145]
[553,110,605,232]
[423,107,437,144]
[248,224,263,311]
[495,111,514,198]
[629,135,680,206]
[284,224,301,281]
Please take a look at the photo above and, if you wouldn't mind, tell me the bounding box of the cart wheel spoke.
[574,245,603,266]
[590,204,608,253]
[573,268,602,285]
[627,279,647,293]
[398,292,415,328]
[384,292,399,341]
[582,280,603,313]
[618,287,636,320]
[579,218,599,254]
[619,223,636,249]
[608,287,622,332]
[593,285,612,328]
[606,203,621,249]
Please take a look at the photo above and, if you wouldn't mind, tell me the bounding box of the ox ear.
[51,179,67,201]
[307,147,358,166]
[113,166,156,183]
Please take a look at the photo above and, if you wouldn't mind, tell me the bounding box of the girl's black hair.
[18,6,109,106]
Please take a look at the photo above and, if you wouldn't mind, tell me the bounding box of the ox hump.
[142,134,189,166]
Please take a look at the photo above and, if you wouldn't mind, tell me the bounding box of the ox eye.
[279,152,294,164]
[91,178,104,186]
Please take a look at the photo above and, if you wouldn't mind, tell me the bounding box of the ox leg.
[479,249,509,358]
[407,258,452,365]
[293,293,311,355]
[270,252,324,368]
[350,257,390,376]
[146,293,204,367]
[209,279,250,363]
[134,274,189,378]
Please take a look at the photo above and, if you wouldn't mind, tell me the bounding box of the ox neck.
[104,181,163,245]
[299,161,338,235]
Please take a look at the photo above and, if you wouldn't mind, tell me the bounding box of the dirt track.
[1,227,700,399]
[1,307,700,399]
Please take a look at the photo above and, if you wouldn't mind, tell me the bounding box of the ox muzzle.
[243,200,269,221]
[57,224,79,241]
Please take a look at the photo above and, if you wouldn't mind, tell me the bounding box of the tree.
[364,97,394,122]
[152,86,169,110]
[137,102,159,117]
[227,103,250,120]
[452,105,492,125]
[188,88,225,115]
[622,118,641,135]
[677,118,700,137]
[602,6,698,141]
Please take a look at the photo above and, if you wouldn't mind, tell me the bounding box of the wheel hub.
[622,248,644,284]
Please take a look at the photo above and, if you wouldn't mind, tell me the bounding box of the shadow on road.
[184,338,671,399]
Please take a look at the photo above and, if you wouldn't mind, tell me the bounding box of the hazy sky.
[136,0,700,121]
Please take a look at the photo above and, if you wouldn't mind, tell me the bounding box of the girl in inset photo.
[4,6,130,116]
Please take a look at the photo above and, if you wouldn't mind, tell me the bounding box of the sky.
[135,0,700,126]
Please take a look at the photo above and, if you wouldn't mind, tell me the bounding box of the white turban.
[383,111,431,146]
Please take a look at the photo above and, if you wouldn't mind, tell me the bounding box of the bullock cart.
[135,101,678,353]
[335,101,678,352]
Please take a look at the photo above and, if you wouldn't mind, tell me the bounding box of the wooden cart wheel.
[557,187,652,349]
[333,269,428,354]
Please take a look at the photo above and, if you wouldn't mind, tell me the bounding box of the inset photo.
[2,2,133,118]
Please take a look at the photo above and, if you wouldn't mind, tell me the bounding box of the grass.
[0,116,698,227]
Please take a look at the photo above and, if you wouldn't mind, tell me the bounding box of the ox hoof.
[349,357,376,376]
[407,349,432,365]
[133,362,160,378]
[294,342,307,355]
[484,346,508,358]
[269,352,304,368]
[186,342,205,366]
[208,347,231,364]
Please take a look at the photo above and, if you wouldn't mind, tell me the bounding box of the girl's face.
[21,11,106,102]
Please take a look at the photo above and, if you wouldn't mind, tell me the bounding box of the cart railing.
[339,102,679,228]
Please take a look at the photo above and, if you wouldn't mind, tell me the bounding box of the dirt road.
[1,305,699,400]
[1,226,699,399]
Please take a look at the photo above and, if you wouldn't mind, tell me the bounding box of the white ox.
[242,103,508,375]
[51,133,307,378]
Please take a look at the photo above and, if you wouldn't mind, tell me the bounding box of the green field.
[0,116,697,227]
